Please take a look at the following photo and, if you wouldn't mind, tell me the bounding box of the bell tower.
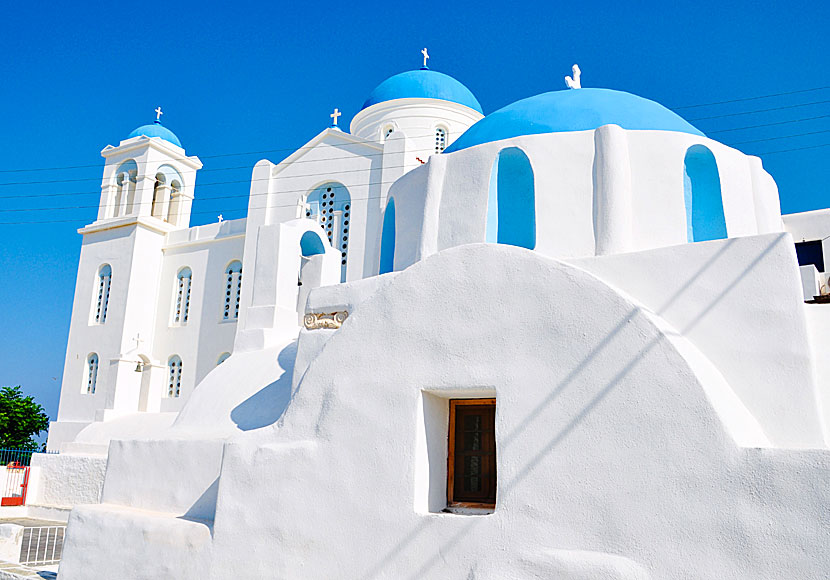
[95,109,202,228]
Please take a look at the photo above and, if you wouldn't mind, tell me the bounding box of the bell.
[134,362,143,373]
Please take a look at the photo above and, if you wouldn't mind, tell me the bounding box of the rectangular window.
[795,240,825,273]
[447,399,496,509]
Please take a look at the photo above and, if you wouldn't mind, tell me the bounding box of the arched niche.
[684,145,726,242]
[113,159,138,217]
[379,198,396,274]
[153,165,184,222]
[486,147,536,249]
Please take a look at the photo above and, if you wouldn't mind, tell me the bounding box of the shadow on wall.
[229,342,296,431]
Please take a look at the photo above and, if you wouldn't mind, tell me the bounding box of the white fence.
[19,526,65,566]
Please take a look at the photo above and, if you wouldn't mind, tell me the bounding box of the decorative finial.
[218,214,224,223]
[330,107,342,127]
[565,64,581,89]
[421,47,429,69]
[154,106,164,123]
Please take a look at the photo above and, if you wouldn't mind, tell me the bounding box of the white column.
[117,173,130,217]
[592,124,633,256]
[748,156,783,234]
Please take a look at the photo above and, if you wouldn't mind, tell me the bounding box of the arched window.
[112,160,138,218]
[86,353,99,394]
[168,180,182,225]
[217,352,231,365]
[383,126,394,140]
[379,198,396,274]
[435,127,447,153]
[304,182,351,282]
[167,355,182,397]
[174,267,192,325]
[486,148,536,249]
[223,261,243,320]
[151,173,166,218]
[95,264,112,324]
[684,145,726,242]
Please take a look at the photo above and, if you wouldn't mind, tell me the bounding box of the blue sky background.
[0,0,828,426]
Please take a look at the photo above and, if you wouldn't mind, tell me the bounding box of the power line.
[2,87,830,176]
[673,86,830,109]
[688,100,830,122]
[707,114,830,134]
[728,129,830,146]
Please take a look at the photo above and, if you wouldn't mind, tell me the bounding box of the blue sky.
[0,0,828,423]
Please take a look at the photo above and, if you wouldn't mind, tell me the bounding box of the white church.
[31,52,830,578]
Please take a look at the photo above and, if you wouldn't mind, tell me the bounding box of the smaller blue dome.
[127,121,183,148]
[445,88,703,153]
[362,69,482,114]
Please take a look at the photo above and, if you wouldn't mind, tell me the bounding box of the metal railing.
[19,526,66,566]
[0,448,58,467]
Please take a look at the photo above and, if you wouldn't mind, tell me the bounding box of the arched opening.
[174,267,192,325]
[167,355,182,398]
[304,182,351,282]
[223,260,243,320]
[486,147,535,249]
[168,180,182,225]
[112,160,138,218]
[94,264,112,324]
[297,230,329,319]
[684,145,726,242]
[300,231,326,257]
[152,173,166,218]
[86,353,99,394]
[435,127,448,153]
[379,198,396,274]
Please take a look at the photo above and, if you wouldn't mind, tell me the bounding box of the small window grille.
[95,265,112,324]
[223,261,243,320]
[86,353,99,394]
[175,268,192,324]
[305,184,351,282]
[167,356,182,397]
[435,127,447,154]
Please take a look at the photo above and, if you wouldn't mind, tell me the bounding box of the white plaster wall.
[58,244,830,579]
[153,224,245,412]
[386,129,782,271]
[569,233,826,447]
[27,453,106,509]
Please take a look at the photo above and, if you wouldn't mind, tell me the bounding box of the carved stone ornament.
[303,311,349,330]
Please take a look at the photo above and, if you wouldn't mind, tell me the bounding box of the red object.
[1,466,29,506]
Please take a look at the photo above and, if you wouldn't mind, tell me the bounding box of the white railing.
[19,526,66,566]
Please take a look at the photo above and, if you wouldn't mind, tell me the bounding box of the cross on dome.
[218,214,224,223]
[330,108,342,126]
[565,64,581,89]
[421,48,429,69]
[155,106,164,122]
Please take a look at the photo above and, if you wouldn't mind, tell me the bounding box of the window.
[174,267,192,324]
[384,126,394,140]
[435,127,447,153]
[795,240,825,273]
[223,261,243,320]
[304,182,351,282]
[86,353,99,394]
[486,147,535,249]
[684,144,726,242]
[217,352,231,365]
[167,355,182,397]
[95,264,112,324]
[379,198,396,274]
[447,399,496,509]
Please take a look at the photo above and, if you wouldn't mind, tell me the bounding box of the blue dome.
[445,88,703,153]
[362,69,483,114]
[127,121,183,148]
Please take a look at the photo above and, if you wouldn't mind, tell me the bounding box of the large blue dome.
[362,69,483,114]
[445,88,703,153]
[127,121,183,148]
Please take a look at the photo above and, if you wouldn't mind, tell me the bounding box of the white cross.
[132,333,144,349]
[218,214,224,222]
[421,48,429,68]
[155,107,163,121]
[330,108,341,126]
